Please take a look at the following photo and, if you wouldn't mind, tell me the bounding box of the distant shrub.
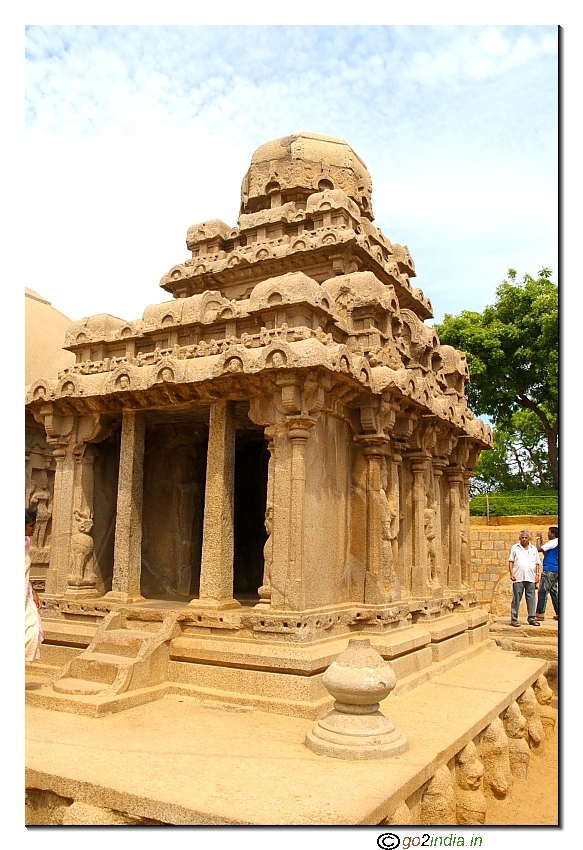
[470,489,558,517]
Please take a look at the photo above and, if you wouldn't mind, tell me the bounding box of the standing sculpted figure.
[424,498,438,587]
[380,457,400,600]
[68,510,97,589]
[257,506,273,607]
[30,470,52,550]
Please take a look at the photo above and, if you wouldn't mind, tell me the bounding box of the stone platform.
[26,647,547,826]
[489,618,558,679]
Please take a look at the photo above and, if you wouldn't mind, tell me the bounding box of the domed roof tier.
[25,288,75,387]
[240,132,374,221]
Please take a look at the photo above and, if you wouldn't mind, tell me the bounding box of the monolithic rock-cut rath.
[25,133,552,824]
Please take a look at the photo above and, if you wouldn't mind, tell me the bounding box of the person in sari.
[25,508,44,662]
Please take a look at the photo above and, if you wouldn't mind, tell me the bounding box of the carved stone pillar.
[445,469,463,590]
[461,471,472,589]
[39,407,111,597]
[25,445,33,510]
[45,441,76,595]
[256,426,276,608]
[411,455,430,597]
[380,451,401,601]
[283,416,315,610]
[391,412,416,597]
[389,447,403,593]
[106,409,146,603]
[363,440,390,604]
[190,399,240,610]
[431,460,447,590]
[64,444,99,599]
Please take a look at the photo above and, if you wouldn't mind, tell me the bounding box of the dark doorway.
[233,432,269,600]
[141,420,208,599]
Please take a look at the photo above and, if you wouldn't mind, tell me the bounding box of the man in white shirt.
[508,529,541,627]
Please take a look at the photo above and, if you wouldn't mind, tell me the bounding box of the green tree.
[470,410,551,494]
[436,268,558,487]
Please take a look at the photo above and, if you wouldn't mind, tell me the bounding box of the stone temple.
[25,134,552,825]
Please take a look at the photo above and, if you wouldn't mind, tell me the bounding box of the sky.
[22,22,558,327]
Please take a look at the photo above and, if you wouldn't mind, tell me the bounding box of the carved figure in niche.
[419,765,456,825]
[267,350,285,369]
[116,374,130,391]
[424,498,439,587]
[225,357,243,373]
[480,717,513,799]
[503,701,530,780]
[62,381,75,397]
[455,742,487,825]
[30,470,52,550]
[380,456,400,601]
[533,674,557,736]
[517,687,545,752]
[68,509,97,590]
[159,368,174,382]
[257,506,273,606]
[33,386,47,400]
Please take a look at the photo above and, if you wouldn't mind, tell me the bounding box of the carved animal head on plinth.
[73,509,93,534]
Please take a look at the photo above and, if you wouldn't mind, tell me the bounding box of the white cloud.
[21,24,557,325]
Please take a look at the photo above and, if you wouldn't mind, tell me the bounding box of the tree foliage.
[436,268,558,488]
[470,410,551,494]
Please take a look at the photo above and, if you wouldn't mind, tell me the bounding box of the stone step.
[41,619,97,647]
[69,652,134,684]
[93,629,152,658]
[52,677,108,696]
[27,681,170,716]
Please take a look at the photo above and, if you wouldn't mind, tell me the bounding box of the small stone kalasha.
[305,638,407,759]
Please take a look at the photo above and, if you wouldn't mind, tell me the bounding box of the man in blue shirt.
[535,526,558,621]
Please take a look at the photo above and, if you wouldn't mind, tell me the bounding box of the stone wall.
[470,517,558,609]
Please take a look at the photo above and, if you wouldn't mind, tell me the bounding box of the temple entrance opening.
[141,407,209,600]
[95,403,269,604]
[233,431,269,603]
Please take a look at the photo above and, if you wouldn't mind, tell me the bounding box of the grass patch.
[470,489,558,517]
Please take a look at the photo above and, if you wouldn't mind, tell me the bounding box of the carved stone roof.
[24,135,492,450]
[241,133,374,220]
